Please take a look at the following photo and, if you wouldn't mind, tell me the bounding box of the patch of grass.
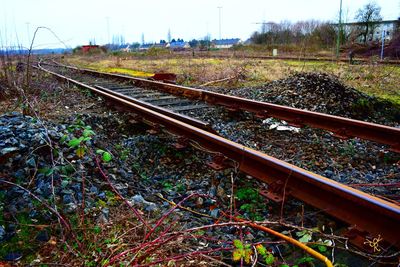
[0,212,40,261]
[89,66,153,78]
[235,186,266,221]
[65,55,400,105]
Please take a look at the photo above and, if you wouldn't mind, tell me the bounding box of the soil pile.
[231,72,400,124]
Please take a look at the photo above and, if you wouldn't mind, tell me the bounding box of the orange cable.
[232,216,333,267]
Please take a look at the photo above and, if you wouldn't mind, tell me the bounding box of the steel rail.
[36,64,213,132]
[39,63,400,246]
[49,62,400,152]
[93,85,215,133]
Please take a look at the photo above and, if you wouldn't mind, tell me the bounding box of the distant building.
[153,43,168,49]
[120,45,131,52]
[370,20,399,42]
[212,38,242,49]
[333,19,399,43]
[81,45,100,53]
[138,43,168,51]
[166,41,190,51]
[138,43,154,51]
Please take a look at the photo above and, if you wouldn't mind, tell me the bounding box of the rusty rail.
[49,62,400,152]
[39,63,400,246]
[93,85,214,133]
[36,64,212,132]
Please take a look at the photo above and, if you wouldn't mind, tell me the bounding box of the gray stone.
[0,225,5,241]
[89,186,99,195]
[130,195,159,212]
[1,147,19,155]
[102,208,110,220]
[324,170,334,178]
[246,232,255,241]
[209,185,216,197]
[365,174,375,182]
[4,252,22,261]
[217,185,226,198]
[195,197,204,207]
[210,208,220,218]
[64,203,77,213]
[130,194,145,205]
[98,192,106,199]
[63,194,74,204]
[35,230,50,242]
[26,157,36,167]
[144,202,158,212]
[114,183,128,195]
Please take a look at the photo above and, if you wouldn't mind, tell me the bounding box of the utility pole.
[336,0,343,59]
[105,17,110,45]
[217,6,222,40]
[167,28,171,43]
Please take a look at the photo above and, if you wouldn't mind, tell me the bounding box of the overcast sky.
[1,0,399,49]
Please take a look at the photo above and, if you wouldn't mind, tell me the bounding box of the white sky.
[1,0,399,49]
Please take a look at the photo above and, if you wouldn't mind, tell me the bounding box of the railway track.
[193,52,400,65]
[43,61,400,152]
[37,62,400,248]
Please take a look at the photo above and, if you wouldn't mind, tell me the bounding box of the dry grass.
[65,54,400,105]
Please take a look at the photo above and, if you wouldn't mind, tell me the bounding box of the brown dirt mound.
[230,72,400,125]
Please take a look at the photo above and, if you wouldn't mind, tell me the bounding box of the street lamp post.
[105,17,110,45]
[217,6,222,40]
[336,0,343,59]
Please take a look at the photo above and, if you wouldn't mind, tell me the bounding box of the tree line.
[251,20,336,48]
[251,2,399,48]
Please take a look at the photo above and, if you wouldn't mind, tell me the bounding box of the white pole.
[218,6,222,40]
[105,17,110,45]
[336,0,343,59]
[380,28,385,60]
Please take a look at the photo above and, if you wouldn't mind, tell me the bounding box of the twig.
[251,245,258,267]
[134,220,183,263]
[230,172,235,220]
[201,76,236,86]
[155,193,212,218]
[80,164,86,226]
[279,171,291,223]
[136,247,233,267]
[107,225,182,266]
[176,221,252,234]
[143,193,205,241]
[200,254,233,267]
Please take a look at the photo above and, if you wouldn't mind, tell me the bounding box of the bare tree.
[355,2,382,43]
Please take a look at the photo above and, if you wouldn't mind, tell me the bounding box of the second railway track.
[37,61,400,247]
